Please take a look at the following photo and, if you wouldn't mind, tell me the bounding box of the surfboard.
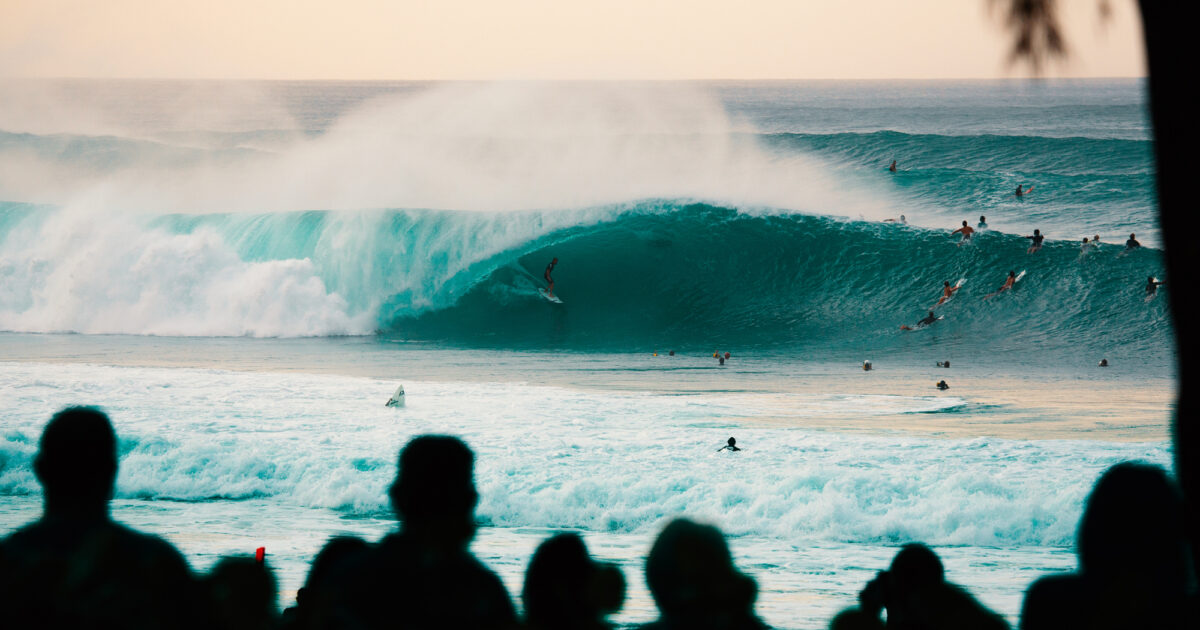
[1014,270,1026,283]
[538,288,563,304]
[933,278,967,307]
[1145,277,1160,302]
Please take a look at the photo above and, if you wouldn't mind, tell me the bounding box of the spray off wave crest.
[0,82,898,338]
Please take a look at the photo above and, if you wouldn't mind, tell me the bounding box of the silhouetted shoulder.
[0,518,197,628]
[340,532,516,629]
[1020,573,1084,630]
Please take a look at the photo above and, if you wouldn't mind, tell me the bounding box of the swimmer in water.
[984,270,1018,299]
[544,257,558,297]
[889,160,898,172]
[1126,233,1141,250]
[1025,229,1044,254]
[717,437,741,452]
[978,215,987,229]
[937,361,951,368]
[900,310,939,331]
[863,360,873,371]
[1015,184,1033,197]
[936,380,949,390]
[1145,275,1165,297]
[1099,359,1109,367]
[951,220,975,246]
[934,280,961,306]
[1080,237,1090,253]
[1093,234,1101,246]
[884,214,907,224]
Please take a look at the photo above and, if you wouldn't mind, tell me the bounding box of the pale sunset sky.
[1,0,1145,80]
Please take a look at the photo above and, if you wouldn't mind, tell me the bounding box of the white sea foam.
[0,362,1168,548]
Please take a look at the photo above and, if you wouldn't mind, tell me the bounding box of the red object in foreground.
[255,547,265,564]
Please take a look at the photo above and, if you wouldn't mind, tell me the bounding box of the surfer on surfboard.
[951,220,975,246]
[544,257,558,298]
[1015,184,1033,197]
[934,280,962,306]
[984,270,1019,299]
[900,310,940,331]
[1025,229,1045,254]
[1146,275,1165,297]
[717,437,741,452]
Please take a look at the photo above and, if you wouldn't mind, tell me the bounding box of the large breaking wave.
[0,200,1170,364]
[0,81,1166,361]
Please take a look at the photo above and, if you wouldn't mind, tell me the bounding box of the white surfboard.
[538,288,563,304]
[1014,270,1026,283]
[933,278,967,307]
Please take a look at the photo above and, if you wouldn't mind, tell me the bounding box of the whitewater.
[0,79,1174,628]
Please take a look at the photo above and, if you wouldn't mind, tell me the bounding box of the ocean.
[0,79,1174,628]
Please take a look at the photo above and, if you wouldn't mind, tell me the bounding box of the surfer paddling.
[900,310,939,331]
[1146,275,1165,297]
[544,257,558,298]
[934,280,961,306]
[884,214,907,224]
[717,437,741,452]
[1025,229,1045,254]
[951,220,975,246]
[984,271,1018,299]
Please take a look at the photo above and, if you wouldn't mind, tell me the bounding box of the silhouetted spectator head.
[645,519,760,628]
[285,536,370,630]
[1077,462,1189,584]
[523,533,625,629]
[303,536,371,597]
[33,406,118,510]
[388,435,479,545]
[205,556,278,630]
[889,543,944,591]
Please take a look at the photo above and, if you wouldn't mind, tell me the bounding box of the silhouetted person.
[640,519,767,630]
[281,536,371,630]
[1020,462,1195,629]
[334,435,517,629]
[204,556,278,630]
[829,607,885,630]
[0,407,200,629]
[856,543,1008,630]
[523,533,625,630]
[718,437,741,452]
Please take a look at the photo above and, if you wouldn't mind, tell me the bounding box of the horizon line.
[1,75,1148,83]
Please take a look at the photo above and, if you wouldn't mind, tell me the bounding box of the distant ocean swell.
[0,201,1170,356]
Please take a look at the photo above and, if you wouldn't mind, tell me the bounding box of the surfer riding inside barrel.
[951,220,974,246]
[544,257,558,298]
[717,437,741,452]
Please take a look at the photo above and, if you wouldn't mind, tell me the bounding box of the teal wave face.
[0,200,1171,365]
[385,204,1172,364]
